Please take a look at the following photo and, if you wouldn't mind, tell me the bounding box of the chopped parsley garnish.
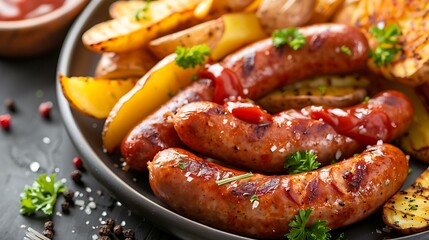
[250,194,259,203]
[20,174,67,216]
[363,96,370,102]
[272,28,306,50]
[408,204,418,210]
[175,44,211,69]
[284,150,320,174]
[285,208,332,240]
[339,45,352,56]
[318,85,327,95]
[369,23,402,67]
[178,162,187,169]
[215,173,253,186]
[134,0,152,21]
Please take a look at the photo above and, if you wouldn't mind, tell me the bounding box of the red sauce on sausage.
[0,0,66,21]
[225,101,272,125]
[309,101,393,146]
[199,63,244,104]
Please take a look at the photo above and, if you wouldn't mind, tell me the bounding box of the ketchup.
[199,63,244,104]
[309,105,393,146]
[0,0,66,21]
[225,101,272,125]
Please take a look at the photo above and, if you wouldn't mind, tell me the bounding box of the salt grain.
[102,211,107,217]
[88,202,97,209]
[75,199,85,207]
[121,221,126,226]
[92,234,98,240]
[85,187,92,193]
[29,162,40,172]
[42,137,51,144]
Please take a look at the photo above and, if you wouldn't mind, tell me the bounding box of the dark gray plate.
[56,1,429,239]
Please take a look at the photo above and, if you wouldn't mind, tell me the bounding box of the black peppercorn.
[63,189,74,202]
[105,218,115,230]
[42,229,54,239]
[113,225,123,237]
[99,224,110,236]
[44,221,54,231]
[61,201,70,213]
[123,228,135,239]
[4,98,16,112]
[71,170,82,183]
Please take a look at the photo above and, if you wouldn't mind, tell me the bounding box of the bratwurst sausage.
[172,90,413,173]
[121,79,214,171]
[148,144,409,239]
[122,23,369,171]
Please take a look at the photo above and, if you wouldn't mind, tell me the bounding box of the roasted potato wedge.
[102,54,204,153]
[59,75,137,119]
[149,13,267,61]
[309,0,345,23]
[82,0,202,53]
[257,87,367,113]
[256,0,316,33]
[257,74,370,112]
[109,0,148,19]
[149,18,224,60]
[334,0,429,86]
[383,168,429,234]
[95,49,157,79]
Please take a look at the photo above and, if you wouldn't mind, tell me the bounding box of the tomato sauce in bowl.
[0,0,66,21]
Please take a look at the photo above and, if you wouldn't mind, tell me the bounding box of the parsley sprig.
[272,28,306,50]
[369,23,402,67]
[285,208,331,240]
[175,44,211,69]
[284,150,320,174]
[20,174,67,216]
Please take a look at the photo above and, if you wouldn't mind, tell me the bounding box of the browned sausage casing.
[172,90,413,173]
[148,144,409,239]
[121,79,214,171]
[122,23,369,171]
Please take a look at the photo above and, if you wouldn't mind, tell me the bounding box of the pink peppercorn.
[0,114,11,129]
[72,156,84,169]
[39,101,53,118]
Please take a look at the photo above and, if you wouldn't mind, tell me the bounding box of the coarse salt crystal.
[270,145,277,152]
[88,202,97,209]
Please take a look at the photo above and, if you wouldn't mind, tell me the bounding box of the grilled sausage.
[148,144,409,239]
[121,79,214,171]
[122,23,369,171]
[172,90,413,173]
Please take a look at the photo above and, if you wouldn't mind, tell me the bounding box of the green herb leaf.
[272,28,306,50]
[284,150,320,174]
[369,23,402,67]
[175,44,211,69]
[216,173,253,186]
[285,208,332,240]
[339,45,352,56]
[250,194,259,203]
[178,162,187,169]
[336,232,345,240]
[20,174,67,216]
[134,0,152,21]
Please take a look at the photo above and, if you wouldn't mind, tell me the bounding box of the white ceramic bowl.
[0,0,89,58]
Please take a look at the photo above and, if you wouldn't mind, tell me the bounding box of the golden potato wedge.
[334,0,429,86]
[149,13,267,61]
[256,74,370,112]
[82,0,202,53]
[59,75,137,119]
[95,49,157,79]
[257,87,367,113]
[383,169,429,234]
[149,18,224,60]
[309,0,345,23]
[256,0,317,34]
[102,54,204,153]
[109,0,148,19]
